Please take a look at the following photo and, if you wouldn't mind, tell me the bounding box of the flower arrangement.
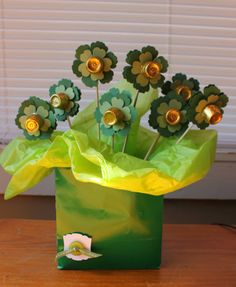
[0,41,229,270]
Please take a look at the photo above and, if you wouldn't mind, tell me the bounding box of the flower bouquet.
[0,42,228,270]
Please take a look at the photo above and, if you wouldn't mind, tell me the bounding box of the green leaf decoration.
[123,45,169,93]
[72,41,118,87]
[149,91,189,137]
[49,79,81,121]
[95,88,137,137]
[15,96,57,140]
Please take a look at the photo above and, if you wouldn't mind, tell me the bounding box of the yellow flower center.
[175,85,192,101]
[86,57,104,74]
[68,241,84,256]
[50,93,69,109]
[25,114,43,133]
[142,61,161,79]
[103,108,125,126]
[165,109,181,125]
[203,104,222,125]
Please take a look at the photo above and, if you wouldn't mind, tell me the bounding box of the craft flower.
[15,97,57,140]
[49,79,81,121]
[161,73,200,101]
[123,46,168,93]
[149,91,189,137]
[72,41,118,88]
[95,88,137,136]
[188,85,228,129]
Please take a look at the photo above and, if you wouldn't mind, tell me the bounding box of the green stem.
[144,133,160,160]
[96,82,101,141]
[133,90,140,107]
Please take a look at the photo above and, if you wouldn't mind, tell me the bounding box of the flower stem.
[96,82,101,141]
[176,123,193,145]
[67,117,72,129]
[122,135,128,153]
[144,133,160,160]
[133,90,140,108]
[112,134,115,152]
[122,90,140,153]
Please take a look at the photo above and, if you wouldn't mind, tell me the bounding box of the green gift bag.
[56,168,163,270]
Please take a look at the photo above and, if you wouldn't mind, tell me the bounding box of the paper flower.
[188,85,228,129]
[149,91,189,137]
[161,73,200,101]
[72,41,118,88]
[15,97,57,140]
[49,79,81,121]
[95,88,137,136]
[123,46,168,93]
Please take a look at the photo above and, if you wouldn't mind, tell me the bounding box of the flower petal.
[100,102,112,114]
[139,52,153,64]
[65,101,74,112]
[41,119,51,131]
[78,62,90,77]
[157,115,167,128]
[55,85,65,94]
[169,99,182,110]
[24,105,36,116]
[103,57,112,72]
[131,61,142,75]
[80,49,92,62]
[150,73,161,84]
[136,73,149,87]
[113,122,125,131]
[54,108,65,116]
[195,112,205,124]
[19,115,28,129]
[111,97,124,109]
[157,102,169,114]
[168,124,181,133]
[65,87,74,99]
[122,106,131,121]
[37,106,48,118]
[196,100,207,113]
[207,94,219,104]
[92,47,106,59]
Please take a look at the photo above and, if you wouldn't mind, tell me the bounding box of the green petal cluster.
[95,88,137,136]
[15,96,57,140]
[49,79,81,121]
[188,84,228,129]
[123,46,168,93]
[72,41,117,88]
[149,91,189,137]
[161,73,200,100]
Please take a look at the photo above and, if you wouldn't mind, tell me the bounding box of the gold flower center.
[175,85,192,101]
[142,61,161,79]
[50,93,69,109]
[203,104,222,125]
[103,108,125,126]
[25,114,43,133]
[86,57,104,74]
[165,109,181,125]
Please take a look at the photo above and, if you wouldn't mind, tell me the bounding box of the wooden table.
[0,219,235,287]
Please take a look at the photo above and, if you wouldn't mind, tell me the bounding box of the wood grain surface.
[0,219,235,287]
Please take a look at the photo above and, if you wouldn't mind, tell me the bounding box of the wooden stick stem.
[144,133,160,160]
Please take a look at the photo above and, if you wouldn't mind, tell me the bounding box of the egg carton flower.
[49,79,81,121]
[188,85,228,129]
[72,41,118,88]
[123,46,168,93]
[15,97,57,140]
[161,73,200,101]
[95,88,137,136]
[149,91,189,137]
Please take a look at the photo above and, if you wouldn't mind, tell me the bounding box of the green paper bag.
[56,168,163,270]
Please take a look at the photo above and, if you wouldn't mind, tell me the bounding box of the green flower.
[188,85,228,129]
[72,41,118,88]
[15,97,57,140]
[49,79,81,121]
[123,46,168,93]
[162,73,200,101]
[149,91,189,137]
[95,88,137,136]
